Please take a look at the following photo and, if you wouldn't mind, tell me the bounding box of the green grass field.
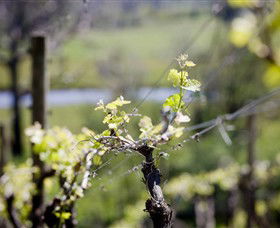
[0,9,224,91]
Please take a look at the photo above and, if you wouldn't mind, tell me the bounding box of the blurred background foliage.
[1,0,280,227]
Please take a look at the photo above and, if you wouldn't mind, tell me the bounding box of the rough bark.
[43,198,61,227]
[138,145,173,228]
[6,194,22,228]
[64,204,77,228]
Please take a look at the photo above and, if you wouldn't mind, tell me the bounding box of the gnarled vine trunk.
[138,146,173,228]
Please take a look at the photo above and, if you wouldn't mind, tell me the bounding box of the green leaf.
[101,130,111,136]
[167,69,181,87]
[167,69,189,88]
[139,116,153,132]
[228,0,257,8]
[163,94,183,112]
[176,54,196,69]
[185,61,196,67]
[95,99,105,111]
[138,116,162,139]
[263,64,280,88]
[93,155,102,166]
[54,212,71,220]
[106,96,131,110]
[181,79,201,92]
[138,116,154,138]
[175,112,191,124]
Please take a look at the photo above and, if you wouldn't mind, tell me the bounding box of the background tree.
[0,0,84,155]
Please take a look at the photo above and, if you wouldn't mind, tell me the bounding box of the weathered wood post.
[30,36,48,228]
[31,36,47,128]
[239,113,257,228]
[195,196,215,228]
[0,124,8,176]
[225,187,238,227]
[238,113,270,228]
[247,114,257,228]
[8,48,22,156]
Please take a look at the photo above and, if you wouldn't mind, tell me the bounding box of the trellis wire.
[88,87,280,191]
[133,13,217,111]
[87,2,276,190]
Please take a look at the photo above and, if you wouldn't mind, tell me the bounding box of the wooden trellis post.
[246,113,257,228]
[30,35,48,228]
[239,113,258,228]
[0,124,7,176]
[31,36,47,127]
[247,114,257,227]
[195,196,215,228]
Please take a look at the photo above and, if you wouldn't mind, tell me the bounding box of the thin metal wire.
[90,87,280,189]
[184,87,280,138]
[86,3,277,190]
[133,15,216,111]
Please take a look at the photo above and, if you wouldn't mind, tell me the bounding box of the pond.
[0,87,194,109]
